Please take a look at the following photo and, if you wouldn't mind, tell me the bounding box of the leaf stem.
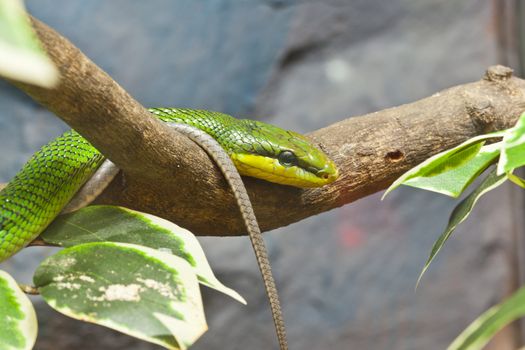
[19,284,39,295]
[27,237,58,247]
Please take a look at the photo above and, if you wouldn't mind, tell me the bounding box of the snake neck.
[149,108,242,154]
[149,108,277,157]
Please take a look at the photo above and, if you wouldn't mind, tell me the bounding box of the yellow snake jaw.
[231,153,338,188]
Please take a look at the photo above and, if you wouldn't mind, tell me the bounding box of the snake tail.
[168,123,288,350]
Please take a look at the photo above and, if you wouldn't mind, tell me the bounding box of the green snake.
[0,108,338,349]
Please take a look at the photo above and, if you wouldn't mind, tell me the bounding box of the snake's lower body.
[0,108,288,349]
[0,130,105,258]
[0,108,248,259]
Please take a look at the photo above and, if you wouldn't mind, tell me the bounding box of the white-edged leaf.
[0,270,37,350]
[448,285,525,350]
[383,131,505,199]
[41,205,245,304]
[34,242,208,350]
[0,0,59,87]
[403,142,500,197]
[416,168,506,287]
[498,112,525,175]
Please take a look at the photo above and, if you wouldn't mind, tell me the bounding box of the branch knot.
[484,65,513,82]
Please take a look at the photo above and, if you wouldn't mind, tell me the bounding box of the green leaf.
[383,131,505,199]
[34,242,208,350]
[0,270,37,350]
[498,112,525,175]
[41,205,245,304]
[0,0,59,87]
[416,168,506,287]
[448,285,525,350]
[403,142,500,197]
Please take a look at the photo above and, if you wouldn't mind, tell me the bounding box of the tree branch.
[5,18,525,236]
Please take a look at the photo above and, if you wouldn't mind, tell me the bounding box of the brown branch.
[5,18,525,236]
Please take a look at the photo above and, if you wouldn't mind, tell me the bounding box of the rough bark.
[5,18,525,236]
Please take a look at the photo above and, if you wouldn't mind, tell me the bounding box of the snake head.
[229,120,339,188]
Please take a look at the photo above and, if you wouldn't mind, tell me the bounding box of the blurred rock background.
[0,0,523,349]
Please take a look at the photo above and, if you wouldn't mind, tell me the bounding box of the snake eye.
[278,151,297,167]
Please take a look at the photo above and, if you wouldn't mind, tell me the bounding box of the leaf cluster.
[1,206,245,349]
[385,111,525,350]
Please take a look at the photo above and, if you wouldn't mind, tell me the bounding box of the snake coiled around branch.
[0,108,339,350]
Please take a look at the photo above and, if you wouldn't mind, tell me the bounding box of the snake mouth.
[306,161,339,183]
[316,167,339,184]
[231,153,339,188]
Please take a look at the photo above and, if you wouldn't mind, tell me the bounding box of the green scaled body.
[0,131,104,259]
